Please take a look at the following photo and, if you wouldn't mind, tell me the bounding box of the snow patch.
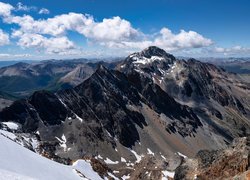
[177,152,187,158]
[120,64,126,69]
[161,155,167,160]
[162,170,175,179]
[130,149,144,163]
[0,130,39,151]
[106,130,112,137]
[75,114,83,122]
[121,157,126,162]
[132,55,165,65]
[2,122,19,130]
[58,98,67,108]
[97,155,103,159]
[121,174,130,180]
[55,134,67,151]
[104,158,119,164]
[134,69,144,74]
[61,134,66,142]
[159,68,166,76]
[126,162,134,166]
[0,130,16,140]
[72,159,102,180]
[107,172,119,180]
[147,148,154,155]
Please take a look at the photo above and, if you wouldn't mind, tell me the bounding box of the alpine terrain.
[0,46,250,179]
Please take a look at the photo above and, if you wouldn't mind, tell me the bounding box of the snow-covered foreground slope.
[0,133,102,180]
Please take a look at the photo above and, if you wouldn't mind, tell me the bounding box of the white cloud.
[5,12,143,53]
[0,2,13,17]
[16,2,36,12]
[153,28,213,51]
[7,12,88,54]
[96,27,213,51]
[12,31,76,54]
[5,13,140,44]
[39,8,50,14]
[0,29,9,46]
[214,46,250,56]
[6,13,93,36]
[80,16,141,42]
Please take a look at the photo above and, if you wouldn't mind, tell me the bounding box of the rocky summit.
[0,46,250,179]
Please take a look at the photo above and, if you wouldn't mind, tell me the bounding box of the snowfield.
[0,132,102,180]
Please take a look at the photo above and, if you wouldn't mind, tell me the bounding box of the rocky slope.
[0,91,15,111]
[0,64,198,158]
[58,64,95,88]
[175,137,250,179]
[0,46,249,179]
[118,46,250,141]
[58,61,121,89]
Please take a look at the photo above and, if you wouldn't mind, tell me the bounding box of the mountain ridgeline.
[0,46,250,179]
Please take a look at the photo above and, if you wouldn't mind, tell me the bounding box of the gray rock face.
[118,47,250,140]
[58,65,147,148]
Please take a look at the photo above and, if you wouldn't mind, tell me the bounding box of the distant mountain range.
[0,60,36,68]
[197,58,250,74]
[0,59,121,98]
[0,56,249,98]
[0,46,250,179]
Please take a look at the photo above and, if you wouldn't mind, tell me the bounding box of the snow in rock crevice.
[147,148,155,155]
[129,149,144,163]
[104,157,119,164]
[55,134,68,151]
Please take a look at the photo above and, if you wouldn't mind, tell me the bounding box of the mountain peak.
[141,46,169,57]
[118,46,176,71]
[127,46,176,65]
[139,46,175,60]
[85,63,118,85]
[95,63,110,75]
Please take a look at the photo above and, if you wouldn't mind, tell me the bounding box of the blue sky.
[0,0,249,60]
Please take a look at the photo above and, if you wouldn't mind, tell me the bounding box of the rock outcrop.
[175,137,250,180]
